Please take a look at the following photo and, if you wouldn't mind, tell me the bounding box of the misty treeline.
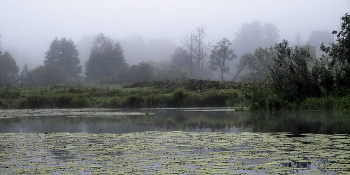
[0,13,348,101]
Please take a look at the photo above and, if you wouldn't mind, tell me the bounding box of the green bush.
[71,95,89,108]
[27,95,46,108]
[56,95,73,107]
[144,96,155,108]
[123,96,143,108]
[172,89,185,107]
[248,87,283,110]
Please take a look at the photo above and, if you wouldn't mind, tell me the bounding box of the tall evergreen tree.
[44,38,81,77]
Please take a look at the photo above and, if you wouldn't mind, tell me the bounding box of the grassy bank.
[247,85,350,111]
[1,80,349,110]
[0,80,248,109]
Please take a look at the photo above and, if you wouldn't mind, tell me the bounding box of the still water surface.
[1,108,349,174]
[1,108,349,135]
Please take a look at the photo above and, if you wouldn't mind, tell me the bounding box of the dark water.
[0,108,349,135]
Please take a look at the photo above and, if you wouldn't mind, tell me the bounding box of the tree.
[308,31,333,57]
[0,51,19,86]
[27,64,69,86]
[182,26,210,78]
[209,38,236,81]
[45,38,81,77]
[85,33,127,80]
[262,23,280,47]
[19,63,29,85]
[319,13,350,94]
[126,62,155,83]
[193,26,210,78]
[170,47,191,74]
[269,40,321,101]
[294,32,302,46]
[234,21,279,57]
[239,46,276,81]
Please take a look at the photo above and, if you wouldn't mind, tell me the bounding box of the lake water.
[1,108,349,135]
[0,108,349,174]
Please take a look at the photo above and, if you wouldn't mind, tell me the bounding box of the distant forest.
[0,13,348,95]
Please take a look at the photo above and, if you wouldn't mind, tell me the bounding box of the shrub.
[71,95,89,108]
[123,96,143,108]
[27,95,46,108]
[172,89,185,107]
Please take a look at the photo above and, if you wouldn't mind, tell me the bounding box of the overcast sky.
[0,0,349,69]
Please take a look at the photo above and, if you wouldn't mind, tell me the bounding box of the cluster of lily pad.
[0,131,349,174]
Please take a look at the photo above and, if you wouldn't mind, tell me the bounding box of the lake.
[1,108,349,135]
[0,108,349,174]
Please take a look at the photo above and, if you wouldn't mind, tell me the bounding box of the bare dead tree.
[182,26,211,78]
[182,32,195,77]
[193,26,210,78]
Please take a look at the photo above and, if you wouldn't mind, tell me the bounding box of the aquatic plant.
[0,132,348,174]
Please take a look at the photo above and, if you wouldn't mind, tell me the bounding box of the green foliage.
[209,38,236,81]
[0,51,19,86]
[170,47,191,75]
[123,96,143,108]
[44,38,82,77]
[269,40,321,101]
[320,13,350,96]
[239,47,275,81]
[26,64,69,86]
[126,62,155,83]
[20,93,89,109]
[70,95,89,108]
[0,87,20,98]
[172,89,185,107]
[85,33,127,80]
[246,85,283,110]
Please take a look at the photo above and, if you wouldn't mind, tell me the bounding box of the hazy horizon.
[1,0,349,71]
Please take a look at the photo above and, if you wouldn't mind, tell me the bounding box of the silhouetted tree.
[127,62,155,83]
[308,31,333,57]
[239,46,276,81]
[294,32,302,46]
[183,26,210,78]
[269,40,321,101]
[19,63,29,85]
[85,33,127,80]
[44,38,81,77]
[209,38,236,81]
[183,30,196,77]
[0,51,19,86]
[233,21,279,57]
[193,26,210,78]
[170,47,191,74]
[262,23,280,47]
[27,64,69,86]
[318,13,350,95]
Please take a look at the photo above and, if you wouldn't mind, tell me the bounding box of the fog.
[0,0,349,72]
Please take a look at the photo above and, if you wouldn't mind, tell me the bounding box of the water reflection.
[0,108,349,135]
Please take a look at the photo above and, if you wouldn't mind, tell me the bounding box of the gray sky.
[0,0,349,69]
